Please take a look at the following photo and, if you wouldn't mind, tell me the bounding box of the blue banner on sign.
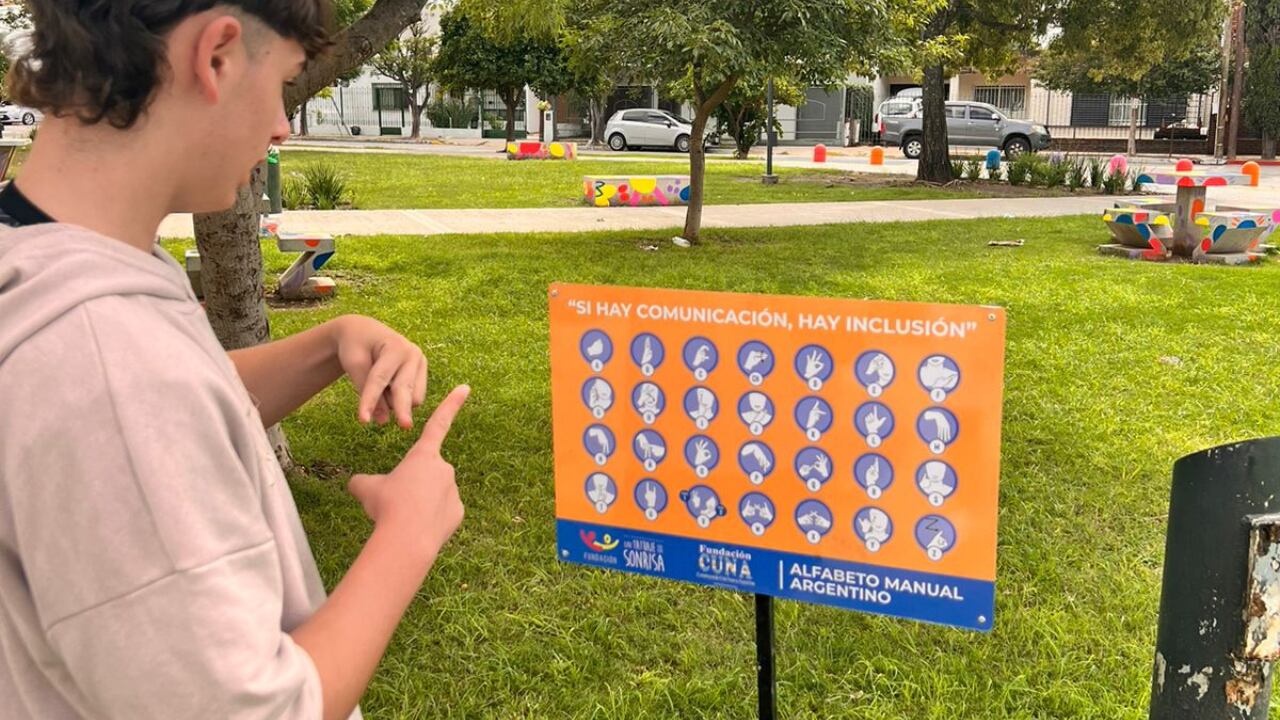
[558,519,995,632]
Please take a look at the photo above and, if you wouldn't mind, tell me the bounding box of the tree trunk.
[409,94,422,139]
[681,75,740,245]
[592,95,610,147]
[502,88,519,143]
[192,162,294,469]
[1127,99,1138,157]
[1263,132,1276,161]
[917,63,951,183]
[299,100,309,136]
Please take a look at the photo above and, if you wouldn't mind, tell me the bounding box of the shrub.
[950,159,966,180]
[1087,157,1107,189]
[1066,158,1088,190]
[1007,153,1038,186]
[1041,158,1069,189]
[1101,168,1127,195]
[281,173,307,210]
[427,97,481,129]
[1128,168,1147,194]
[300,163,352,210]
[964,158,984,181]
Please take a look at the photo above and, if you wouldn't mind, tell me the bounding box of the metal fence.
[299,85,526,138]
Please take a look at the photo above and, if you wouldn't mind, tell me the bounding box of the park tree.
[571,0,892,244]
[1245,0,1280,159]
[371,22,437,139]
[1037,0,1224,156]
[193,0,433,463]
[562,9,630,147]
[433,9,565,142]
[886,0,1049,183]
[709,73,806,160]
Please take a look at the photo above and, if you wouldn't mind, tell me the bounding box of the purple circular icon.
[794,396,833,439]
[855,350,896,395]
[631,333,666,374]
[739,492,776,534]
[684,435,721,476]
[916,460,958,505]
[917,407,959,452]
[584,472,617,513]
[582,377,615,418]
[738,391,776,434]
[794,344,834,388]
[853,454,894,498]
[854,402,895,443]
[794,447,833,490]
[795,499,834,542]
[631,381,666,422]
[680,485,725,527]
[738,441,775,483]
[683,386,719,427]
[683,337,719,379]
[582,424,616,463]
[737,340,775,384]
[634,478,668,518]
[580,329,613,369]
[918,355,961,399]
[854,507,894,550]
[632,430,668,468]
[915,515,957,560]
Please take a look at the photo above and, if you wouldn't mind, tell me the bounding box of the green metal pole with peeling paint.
[1149,439,1280,719]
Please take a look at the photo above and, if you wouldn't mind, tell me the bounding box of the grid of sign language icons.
[577,329,963,563]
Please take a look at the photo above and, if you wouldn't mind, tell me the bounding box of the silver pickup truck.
[881,100,1051,160]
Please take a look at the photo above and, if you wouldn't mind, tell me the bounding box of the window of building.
[373,85,407,111]
[973,86,1026,116]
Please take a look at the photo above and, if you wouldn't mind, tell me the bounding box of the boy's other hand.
[348,385,470,563]
[332,315,429,429]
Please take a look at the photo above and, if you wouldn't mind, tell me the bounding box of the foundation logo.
[580,529,620,552]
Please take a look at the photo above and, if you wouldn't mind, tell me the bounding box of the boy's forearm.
[228,321,344,427]
[290,522,437,720]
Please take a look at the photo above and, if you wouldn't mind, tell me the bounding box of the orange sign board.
[551,283,1006,630]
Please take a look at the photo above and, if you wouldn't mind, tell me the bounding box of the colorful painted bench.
[277,234,337,299]
[1216,205,1280,247]
[583,176,691,207]
[1190,212,1270,265]
[1099,208,1174,261]
[507,141,577,160]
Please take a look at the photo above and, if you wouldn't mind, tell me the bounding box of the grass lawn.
[278,149,1067,210]
[164,218,1280,719]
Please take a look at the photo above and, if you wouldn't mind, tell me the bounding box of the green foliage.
[281,173,309,211]
[426,96,480,129]
[1038,0,1223,99]
[1037,157,1068,189]
[1101,167,1127,195]
[950,159,966,180]
[1066,157,1088,190]
[708,73,806,159]
[1244,0,1280,148]
[300,163,353,210]
[1007,153,1037,186]
[1128,168,1147,194]
[371,22,437,135]
[1087,157,1107,189]
[963,157,984,181]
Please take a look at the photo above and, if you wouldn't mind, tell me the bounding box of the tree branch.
[286,0,429,108]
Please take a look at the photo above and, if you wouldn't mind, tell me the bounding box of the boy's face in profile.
[178,17,307,213]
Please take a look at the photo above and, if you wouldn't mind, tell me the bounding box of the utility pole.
[763,77,778,185]
[1228,0,1247,161]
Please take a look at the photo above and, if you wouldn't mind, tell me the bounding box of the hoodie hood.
[0,224,194,364]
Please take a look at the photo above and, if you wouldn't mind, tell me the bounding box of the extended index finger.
[411,385,471,456]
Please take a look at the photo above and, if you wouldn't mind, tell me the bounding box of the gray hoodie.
[0,224,338,718]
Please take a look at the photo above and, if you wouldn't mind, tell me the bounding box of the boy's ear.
[192,15,245,103]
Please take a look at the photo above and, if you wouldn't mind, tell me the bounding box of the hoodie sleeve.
[0,297,323,720]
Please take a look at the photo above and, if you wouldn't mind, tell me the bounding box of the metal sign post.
[755,594,777,720]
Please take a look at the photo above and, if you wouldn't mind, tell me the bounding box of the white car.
[0,103,41,126]
[604,109,718,153]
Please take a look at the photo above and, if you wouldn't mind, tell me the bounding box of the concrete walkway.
[159,195,1123,238]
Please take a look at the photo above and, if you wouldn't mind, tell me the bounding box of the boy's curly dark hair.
[8,0,332,129]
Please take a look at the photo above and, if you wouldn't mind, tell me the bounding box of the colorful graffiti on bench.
[507,141,577,160]
[582,176,692,207]
[277,234,337,299]
[1100,208,1173,261]
[1191,212,1270,264]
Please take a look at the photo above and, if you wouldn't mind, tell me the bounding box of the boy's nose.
[271,106,291,145]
